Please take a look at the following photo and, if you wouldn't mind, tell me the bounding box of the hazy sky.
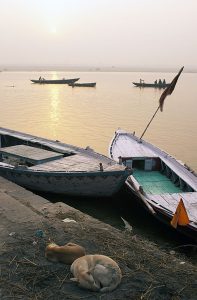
[0,0,196,69]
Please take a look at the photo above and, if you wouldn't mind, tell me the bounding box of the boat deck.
[147,192,197,224]
[29,153,124,173]
[133,170,182,194]
[111,133,157,161]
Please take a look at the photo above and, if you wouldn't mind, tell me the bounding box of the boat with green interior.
[109,129,197,241]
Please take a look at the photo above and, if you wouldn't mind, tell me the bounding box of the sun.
[50,27,57,34]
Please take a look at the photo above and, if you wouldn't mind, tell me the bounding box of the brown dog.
[70,254,122,292]
[45,242,86,265]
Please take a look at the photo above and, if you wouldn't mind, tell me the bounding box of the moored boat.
[0,127,131,197]
[109,129,197,241]
[69,82,96,87]
[133,80,170,88]
[31,78,80,84]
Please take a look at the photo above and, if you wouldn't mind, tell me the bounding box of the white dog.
[45,242,86,265]
[70,254,122,292]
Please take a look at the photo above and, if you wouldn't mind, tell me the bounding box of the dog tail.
[100,275,121,293]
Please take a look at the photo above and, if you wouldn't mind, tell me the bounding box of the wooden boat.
[109,129,197,241]
[69,82,96,87]
[31,78,80,84]
[0,128,131,197]
[133,81,170,88]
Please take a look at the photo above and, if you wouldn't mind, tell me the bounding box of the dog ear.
[70,277,79,282]
[66,242,76,246]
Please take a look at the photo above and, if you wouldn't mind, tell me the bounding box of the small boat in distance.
[133,79,170,89]
[31,77,80,84]
[109,129,197,241]
[0,127,131,197]
[69,82,96,87]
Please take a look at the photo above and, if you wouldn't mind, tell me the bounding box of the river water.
[0,70,196,254]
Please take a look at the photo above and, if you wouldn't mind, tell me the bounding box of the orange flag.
[171,198,190,229]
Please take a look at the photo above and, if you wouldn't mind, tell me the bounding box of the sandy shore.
[0,176,196,299]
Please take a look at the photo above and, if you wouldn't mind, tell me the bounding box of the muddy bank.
[0,177,197,299]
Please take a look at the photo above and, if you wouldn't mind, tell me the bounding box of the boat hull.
[133,82,170,88]
[0,166,127,197]
[31,78,80,84]
[69,82,96,87]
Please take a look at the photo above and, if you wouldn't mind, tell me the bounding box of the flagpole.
[139,66,184,140]
[140,105,160,139]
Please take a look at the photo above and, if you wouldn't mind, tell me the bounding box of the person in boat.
[39,76,42,81]
[140,79,144,85]
[158,79,162,85]
[154,80,158,85]
[163,79,166,85]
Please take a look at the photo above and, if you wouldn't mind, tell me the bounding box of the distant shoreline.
[0,66,196,73]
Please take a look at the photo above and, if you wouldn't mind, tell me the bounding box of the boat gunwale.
[0,162,130,177]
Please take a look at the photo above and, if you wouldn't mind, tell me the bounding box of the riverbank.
[0,176,196,299]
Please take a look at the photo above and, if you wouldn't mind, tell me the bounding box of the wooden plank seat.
[0,145,63,165]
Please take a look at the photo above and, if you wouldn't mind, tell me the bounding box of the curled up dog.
[45,242,86,264]
[70,254,122,292]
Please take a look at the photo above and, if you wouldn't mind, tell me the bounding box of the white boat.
[109,129,197,241]
[0,128,131,197]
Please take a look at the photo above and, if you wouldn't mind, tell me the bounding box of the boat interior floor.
[133,170,183,194]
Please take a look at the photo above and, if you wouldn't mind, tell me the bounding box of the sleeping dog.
[70,254,122,292]
[45,242,86,265]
